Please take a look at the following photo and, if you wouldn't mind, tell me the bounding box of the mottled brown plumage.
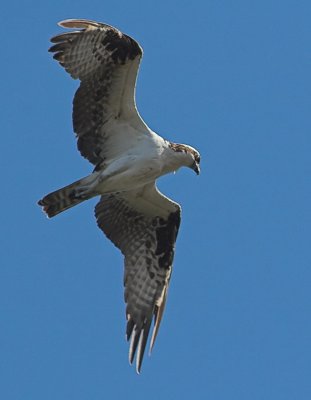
[38,19,200,373]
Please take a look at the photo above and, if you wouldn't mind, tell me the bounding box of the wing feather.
[95,183,181,372]
[49,19,147,165]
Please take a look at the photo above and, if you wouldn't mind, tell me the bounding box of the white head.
[169,143,201,175]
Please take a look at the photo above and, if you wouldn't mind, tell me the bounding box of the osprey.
[38,19,201,373]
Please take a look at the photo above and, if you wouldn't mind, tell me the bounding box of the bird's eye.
[196,155,200,163]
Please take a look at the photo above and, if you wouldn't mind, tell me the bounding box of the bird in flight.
[38,19,200,373]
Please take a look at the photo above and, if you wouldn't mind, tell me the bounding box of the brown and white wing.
[95,183,181,373]
[49,19,148,165]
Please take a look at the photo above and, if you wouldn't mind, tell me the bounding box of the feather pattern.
[95,184,180,372]
[49,19,147,166]
[39,18,201,373]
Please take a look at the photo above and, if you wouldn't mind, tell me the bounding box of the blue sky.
[1,0,310,398]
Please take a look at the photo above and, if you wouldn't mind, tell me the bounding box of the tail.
[38,176,96,218]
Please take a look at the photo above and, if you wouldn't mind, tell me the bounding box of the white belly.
[95,154,163,194]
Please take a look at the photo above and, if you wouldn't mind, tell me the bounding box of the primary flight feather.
[38,19,201,373]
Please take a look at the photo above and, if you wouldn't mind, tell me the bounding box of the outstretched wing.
[49,19,148,165]
[95,183,181,373]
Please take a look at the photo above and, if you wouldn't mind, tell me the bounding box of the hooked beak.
[192,161,200,175]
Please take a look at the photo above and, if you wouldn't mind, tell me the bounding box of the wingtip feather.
[127,317,152,373]
[149,285,169,354]
[58,19,102,29]
[136,320,151,373]
[128,326,140,365]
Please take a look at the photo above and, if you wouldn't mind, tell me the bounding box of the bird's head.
[169,143,201,175]
[187,146,201,175]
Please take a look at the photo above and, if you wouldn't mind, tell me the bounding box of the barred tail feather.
[38,177,95,218]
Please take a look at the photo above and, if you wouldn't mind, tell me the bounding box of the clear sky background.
[1,1,310,399]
